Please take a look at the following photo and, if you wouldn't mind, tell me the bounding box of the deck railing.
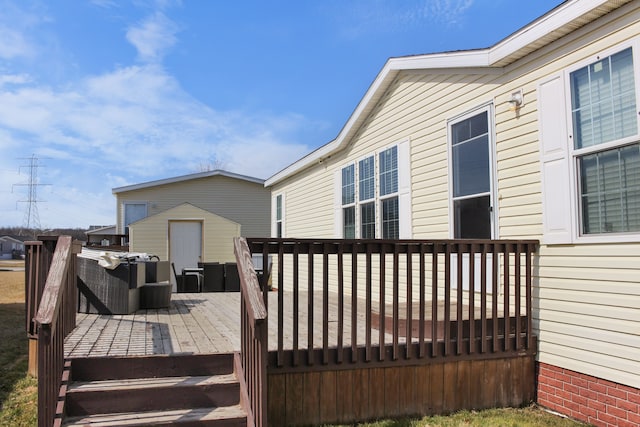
[30,236,81,427]
[234,238,268,427]
[245,238,538,371]
[25,237,59,340]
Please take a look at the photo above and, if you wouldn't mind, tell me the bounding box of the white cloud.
[0,2,314,228]
[333,0,475,38]
[0,0,46,60]
[423,0,474,25]
[90,0,119,8]
[0,27,36,59]
[0,74,31,86]
[0,62,312,226]
[126,12,179,63]
[0,63,311,175]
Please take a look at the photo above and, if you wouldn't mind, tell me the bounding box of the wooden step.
[66,374,240,415]
[62,405,247,426]
[69,353,235,381]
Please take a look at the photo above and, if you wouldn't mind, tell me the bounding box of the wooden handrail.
[31,235,80,427]
[34,236,73,342]
[234,237,268,427]
[234,238,267,329]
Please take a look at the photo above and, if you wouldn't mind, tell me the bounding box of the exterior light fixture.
[508,89,524,110]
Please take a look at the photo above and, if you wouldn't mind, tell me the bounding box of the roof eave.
[113,169,265,194]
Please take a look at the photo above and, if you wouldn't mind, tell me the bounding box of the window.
[275,194,283,238]
[341,165,355,238]
[359,156,375,201]
[380,146,399,239]
[337,143,410,239]
[449,109,494,239]
[123,202,147,235]
[570,47,640,235]
[539,42,640,244]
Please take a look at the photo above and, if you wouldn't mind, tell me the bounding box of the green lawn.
[0,266,37,427]
[326,406,588,426]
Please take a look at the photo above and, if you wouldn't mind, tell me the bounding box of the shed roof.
[113,169,265,194]
[85,225,117,235]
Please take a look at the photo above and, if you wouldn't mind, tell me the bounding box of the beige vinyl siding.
[272,2,640,389]
[117,174,269,237]
[129,203,240,263]
[274,164,336,237]
[498,3,640,388]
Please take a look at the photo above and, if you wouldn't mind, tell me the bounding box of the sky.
[0,0,564,229]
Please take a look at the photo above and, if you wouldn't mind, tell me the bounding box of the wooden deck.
[65,291,404,358]
[65,291,523,359]
[65,293,241,358]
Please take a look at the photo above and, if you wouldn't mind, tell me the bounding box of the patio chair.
[171,262,199,293]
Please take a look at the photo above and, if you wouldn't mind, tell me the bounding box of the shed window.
[123,202,147,235]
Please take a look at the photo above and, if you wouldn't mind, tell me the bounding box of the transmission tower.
[13,155,50,235]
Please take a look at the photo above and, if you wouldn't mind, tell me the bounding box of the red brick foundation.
[537,362,640,427]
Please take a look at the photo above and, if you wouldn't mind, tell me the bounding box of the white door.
[169,221,202,292]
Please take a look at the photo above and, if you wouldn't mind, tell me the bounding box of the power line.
[12,154,51,234]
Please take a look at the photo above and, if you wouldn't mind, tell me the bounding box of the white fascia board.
[389,50,491,70]
[113,169,265,194]
[488,0,612,64]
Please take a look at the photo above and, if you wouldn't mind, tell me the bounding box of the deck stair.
[61,353,247,426]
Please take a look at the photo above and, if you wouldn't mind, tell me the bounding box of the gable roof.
[129,202,240,228]
[113,169,265,194]
[265,0,632,187]
[86,225,117,235]
[0,235,27,244]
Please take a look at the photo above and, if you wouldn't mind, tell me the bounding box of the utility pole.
[13,154,50,236]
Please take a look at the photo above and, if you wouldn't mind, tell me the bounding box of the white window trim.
[566,39,640,244]
[272,193,285,238]
[446,103,498,239]
[122,201,148,234]
[335,140,412,239]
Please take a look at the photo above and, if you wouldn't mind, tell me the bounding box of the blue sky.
[0,0,563,229]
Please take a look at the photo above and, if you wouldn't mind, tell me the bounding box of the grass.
[0,261,38,426]
[326,406,589,426]
[0,260,587,427]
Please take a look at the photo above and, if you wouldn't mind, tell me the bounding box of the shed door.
[169,221,202,291]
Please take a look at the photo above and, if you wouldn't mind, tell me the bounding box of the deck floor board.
[65,291,521,358]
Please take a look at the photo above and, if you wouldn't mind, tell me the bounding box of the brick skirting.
[537,362,640,427]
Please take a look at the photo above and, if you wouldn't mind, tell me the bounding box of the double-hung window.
[359,156,376,238]
[337,143,408,239]
[539,41,640,243]
[571,47,640,235]
[342,165,356,238]
[380,146,399,239]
